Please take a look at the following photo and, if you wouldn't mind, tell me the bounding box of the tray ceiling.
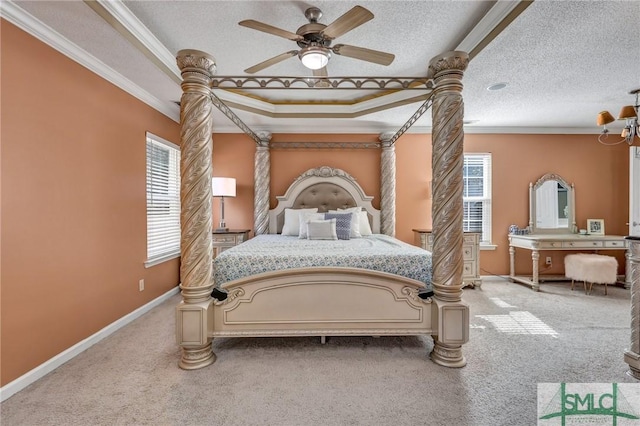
[4,1,639,135]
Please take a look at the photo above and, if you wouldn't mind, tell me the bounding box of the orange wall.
[1,22,181,385]
[213,133,630,276]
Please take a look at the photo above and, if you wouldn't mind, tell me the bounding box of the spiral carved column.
[380,133,396,237]
[175,49,217,370]
[254,133,271,235]
[427,51,470,368]
[624,237,640,380]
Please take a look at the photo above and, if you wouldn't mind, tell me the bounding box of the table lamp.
[212,177,236,231]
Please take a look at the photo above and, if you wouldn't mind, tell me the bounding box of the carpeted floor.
[1,277,638,425]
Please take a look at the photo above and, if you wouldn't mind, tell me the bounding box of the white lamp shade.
[211,177,236,197]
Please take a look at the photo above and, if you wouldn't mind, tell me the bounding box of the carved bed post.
[254,132,271,235]
[379,132,396,237]
[427,51,470,368]
[624,237,640,379]
[175,49,217,370]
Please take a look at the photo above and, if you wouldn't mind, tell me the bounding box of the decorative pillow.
[281,208,318,236]
[334,207,362,238]
[299,212,325,239]
[307,219,337,240]
[323,213,353,240]
[358,211,373,236]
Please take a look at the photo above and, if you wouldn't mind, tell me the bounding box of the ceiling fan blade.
[244,51,298,74]
[332,44,395,66]
[239,20,303,42]
[312,67,330,87]
[312,67,328,77]
[321,5,373,39]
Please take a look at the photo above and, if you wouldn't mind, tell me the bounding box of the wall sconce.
[597,88,639,145]
[212,177,236,231]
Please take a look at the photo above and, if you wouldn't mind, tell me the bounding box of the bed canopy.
[175,49,470,370]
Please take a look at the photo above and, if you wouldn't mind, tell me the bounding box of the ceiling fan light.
[618,105,638,120]
[596,111,615,126]
[299,47,330,70]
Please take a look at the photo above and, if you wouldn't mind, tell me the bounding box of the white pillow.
[299,212,325,239]
[335,207,362,238]
[307,219,337,240]
[281,208,318,236]
[358,211,373,236]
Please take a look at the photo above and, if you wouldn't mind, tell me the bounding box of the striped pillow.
[323,213,353,240]
[307,219,337,240]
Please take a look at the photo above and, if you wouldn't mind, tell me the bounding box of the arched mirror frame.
[529,173,576,234]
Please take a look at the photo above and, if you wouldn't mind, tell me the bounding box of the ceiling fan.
[239,5,395,77]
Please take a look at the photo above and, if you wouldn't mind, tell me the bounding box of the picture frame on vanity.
[587,219,605,235]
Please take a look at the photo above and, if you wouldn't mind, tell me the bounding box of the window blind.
[463,153,492,245]
[146,132,181,265]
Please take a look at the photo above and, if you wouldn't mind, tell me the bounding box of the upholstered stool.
[564,253,617,295]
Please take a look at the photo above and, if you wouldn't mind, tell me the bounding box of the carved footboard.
[209,267,433,337]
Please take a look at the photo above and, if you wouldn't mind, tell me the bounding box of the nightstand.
[412,228,482,288]
[212,229,250,258]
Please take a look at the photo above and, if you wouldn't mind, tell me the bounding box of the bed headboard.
[268,166,381,234]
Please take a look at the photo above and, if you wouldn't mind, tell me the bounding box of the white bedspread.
[213,234,432,291]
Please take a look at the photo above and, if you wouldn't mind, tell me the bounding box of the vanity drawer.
[539,241,563,249]
[563,241,604,249]
[604,240,626,248]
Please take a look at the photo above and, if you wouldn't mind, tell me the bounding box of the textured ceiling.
[5,0,640,135]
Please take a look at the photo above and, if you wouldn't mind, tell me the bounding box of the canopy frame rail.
[208,76,434,147]
[211,76,433,90]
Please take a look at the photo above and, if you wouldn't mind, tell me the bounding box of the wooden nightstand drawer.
[463,235,477,244]
[463,246,475,261]
[212,229,250,259]
[413,229,482,288]
[463,260,476,277]
[212,235,237,243]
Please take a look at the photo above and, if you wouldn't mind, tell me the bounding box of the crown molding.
[84,0,182,84]
[456,0,533,59]
[462,127,600,135]
[1,1,180,122]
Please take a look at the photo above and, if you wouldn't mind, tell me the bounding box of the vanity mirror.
[529,173,576,234]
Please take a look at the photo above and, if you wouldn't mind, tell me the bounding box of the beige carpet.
[1,277,637,425]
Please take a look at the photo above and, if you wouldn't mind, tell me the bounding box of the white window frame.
[463,153,494,249]
[145,132,181,267]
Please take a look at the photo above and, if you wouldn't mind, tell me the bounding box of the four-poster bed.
[208,166,434,340]
[175,49,470,370]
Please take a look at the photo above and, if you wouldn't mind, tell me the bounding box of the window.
[145,132,181,266]
[463,153,492,246]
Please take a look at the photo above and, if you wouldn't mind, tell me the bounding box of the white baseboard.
[0,286,180,402]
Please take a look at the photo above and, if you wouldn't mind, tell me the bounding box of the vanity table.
[509,233,629,291]
[509,172,630,291]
